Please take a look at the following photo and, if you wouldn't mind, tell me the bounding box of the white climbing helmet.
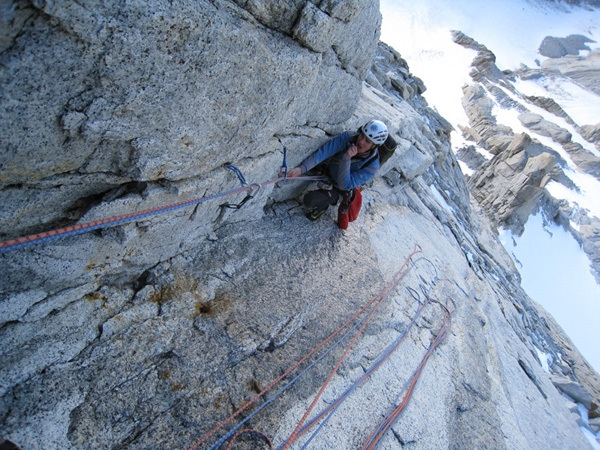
[361,120,388,146]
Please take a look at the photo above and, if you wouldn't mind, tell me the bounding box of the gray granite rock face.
[542,48,600,96]
[539,34,596,59]
[0,0,380,242]
[1,4,599,450]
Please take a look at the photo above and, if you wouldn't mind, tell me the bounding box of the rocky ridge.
[1,1,600,449]
[453,30,600,286]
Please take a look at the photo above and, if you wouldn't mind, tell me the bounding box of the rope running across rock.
[0,158,328,253]
[188,245,423,450]
[189,246,457,449]
[280,280,456,449]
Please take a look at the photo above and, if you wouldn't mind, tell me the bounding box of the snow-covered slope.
[380,0,600,374]
[380,0,600,120]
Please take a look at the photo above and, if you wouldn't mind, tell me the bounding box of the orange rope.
[188,244,422,450]
[225,429,272,450]
[361,297,456,449]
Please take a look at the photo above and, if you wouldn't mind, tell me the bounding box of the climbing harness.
[0,150,328,254]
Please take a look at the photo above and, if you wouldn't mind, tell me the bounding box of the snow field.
[381,0,600,375]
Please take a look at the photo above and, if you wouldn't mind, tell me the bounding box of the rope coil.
[361,296,456,450]
[281,286,455,449]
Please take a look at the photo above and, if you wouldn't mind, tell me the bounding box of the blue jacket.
[299,132,380,191]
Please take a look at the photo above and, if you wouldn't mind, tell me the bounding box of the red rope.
[225,429,272,450]
[288,297,434,443]
[361,297,456,450]
[283,246,427,448]
[281,269,405,449]
[188,244,422,450]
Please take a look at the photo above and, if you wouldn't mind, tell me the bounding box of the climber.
[285,120,388,221]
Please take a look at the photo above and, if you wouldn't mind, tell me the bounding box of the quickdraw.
[220,183,261,210]
[0,148,331,254]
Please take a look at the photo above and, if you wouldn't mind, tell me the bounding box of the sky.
[379,0,600,127]
[379,0,600,374]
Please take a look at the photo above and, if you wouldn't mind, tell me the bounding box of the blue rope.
[363,297,455,450]
[296,299,432,449]
[189,246,422,450]
[209,304,375,450]
[363,362,420,450]
[299,337,402,449]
